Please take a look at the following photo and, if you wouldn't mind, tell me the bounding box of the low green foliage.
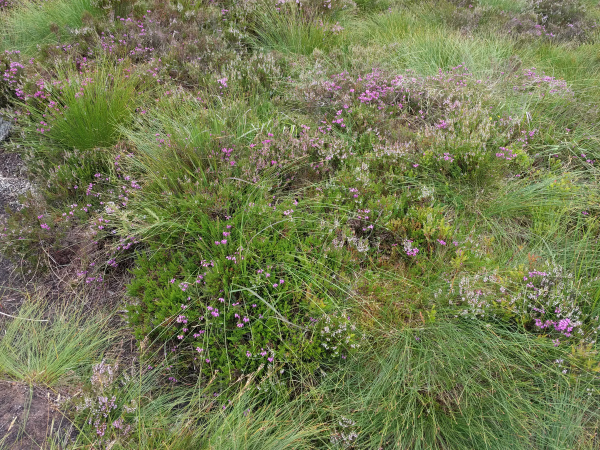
[125,182,359,384]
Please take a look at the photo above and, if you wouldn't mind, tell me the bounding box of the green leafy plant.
[125,187,360,385]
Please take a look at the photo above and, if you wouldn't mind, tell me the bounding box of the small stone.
[0,118,12,143]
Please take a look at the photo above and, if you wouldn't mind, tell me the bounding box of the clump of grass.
[0,0,100,55]
[24,61,142,152]
[347,8,513,75]
[12,60,145,203]
[322,321,600,449]
[59,320,600,449]
[247,1,343,55]
[192,391,329,449]
[65,364,331,449]
[349,8,417,45]
[0,300,115,386]
[402,29,513,75]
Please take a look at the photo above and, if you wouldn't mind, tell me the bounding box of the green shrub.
[124,183,360,385]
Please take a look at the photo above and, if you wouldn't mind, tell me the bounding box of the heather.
[0,0,600,448]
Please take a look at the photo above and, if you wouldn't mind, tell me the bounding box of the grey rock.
[0,117,12,143]
[0,142,29,214]
[0,176,31,213]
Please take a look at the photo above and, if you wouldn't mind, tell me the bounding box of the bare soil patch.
[0,381,73,449]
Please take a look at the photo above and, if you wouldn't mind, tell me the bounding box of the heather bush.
[447,261,598,344]
[75,360,139,444]
[439,0,597,42]
[90,3,227,66]
[418,102,533,181]
[531,0,587,27]
[124,187,361,385]
[0,50,28,107]
[104,89,362,386]
[286,66,549,183]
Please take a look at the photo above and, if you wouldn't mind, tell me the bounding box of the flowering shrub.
[126,188,360,385]
[286,65,562,183]
[242,124,351,185]
[442,0,595,42]
[419,103,532,180]
[0,50,28,107]
[330,415,359,448]
[531,0,587,27]
[447,261,599,346]
[215,51,284,99]
[76,360,137,445]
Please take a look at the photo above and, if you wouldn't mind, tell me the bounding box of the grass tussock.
[0,0,100,55]
[0,301,114,386]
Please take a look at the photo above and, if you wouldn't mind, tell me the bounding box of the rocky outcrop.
[0,116,30,214]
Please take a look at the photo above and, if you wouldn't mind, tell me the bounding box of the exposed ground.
[0,381,72,450]
[0,139,28,318]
